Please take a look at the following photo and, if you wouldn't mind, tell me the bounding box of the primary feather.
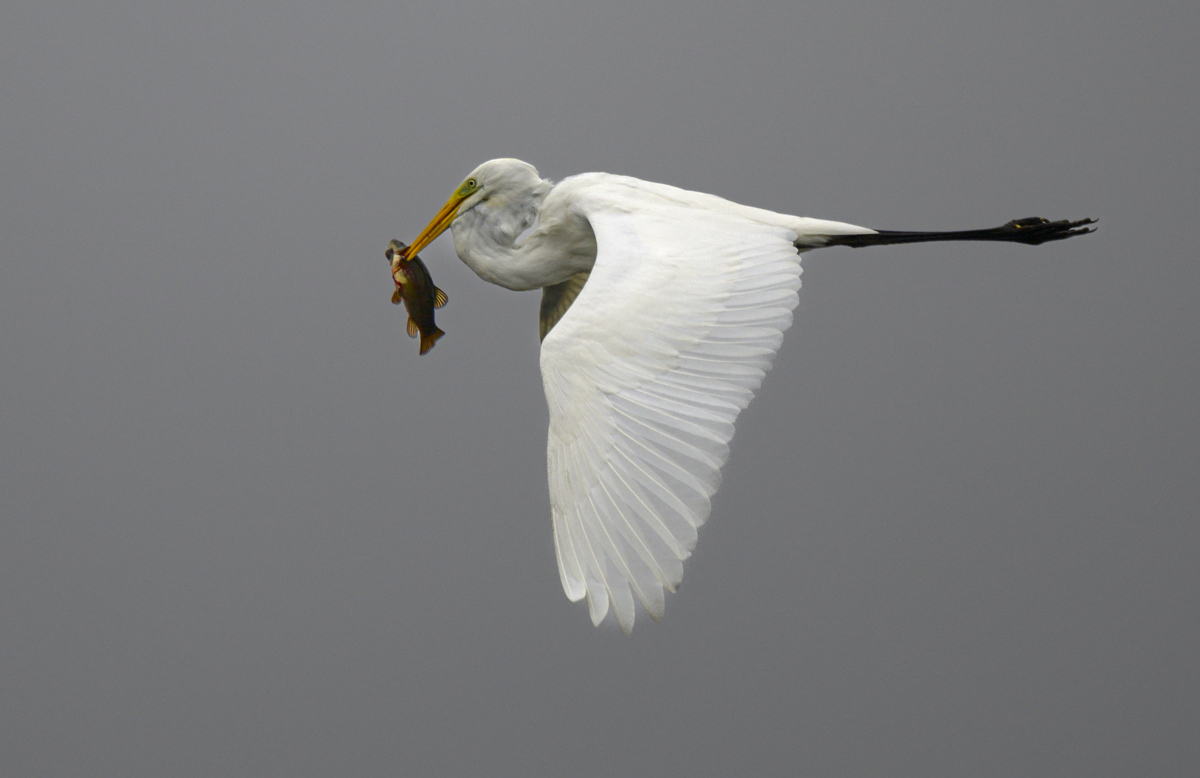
[539,175,815,632]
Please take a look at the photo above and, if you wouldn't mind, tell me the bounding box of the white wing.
[540,175,865,632]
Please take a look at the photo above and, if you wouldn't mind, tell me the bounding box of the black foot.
[994,217,1098,245]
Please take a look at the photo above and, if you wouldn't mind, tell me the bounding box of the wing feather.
[540,176,806,632]
[539,272,591,340]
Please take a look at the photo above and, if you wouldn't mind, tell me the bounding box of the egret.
[398,158,1094,633]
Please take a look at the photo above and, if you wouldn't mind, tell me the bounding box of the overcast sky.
[2,1,1197,775]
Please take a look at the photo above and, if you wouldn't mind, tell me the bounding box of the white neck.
[451,179,595,291]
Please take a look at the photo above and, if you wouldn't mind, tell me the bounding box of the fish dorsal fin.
[406,318,419,338]
[539,272,591,341]
[433,287,448,309]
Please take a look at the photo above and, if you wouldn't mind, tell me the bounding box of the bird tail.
[419,328,445,355]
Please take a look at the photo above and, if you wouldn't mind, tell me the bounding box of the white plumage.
[395,158,1094,632]
[540,175,834,632]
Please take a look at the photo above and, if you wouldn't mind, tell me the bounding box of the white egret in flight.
[397,158,1094,633]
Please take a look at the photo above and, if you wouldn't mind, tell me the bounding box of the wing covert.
[539,177,804,632]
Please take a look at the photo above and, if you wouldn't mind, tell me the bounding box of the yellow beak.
[403,192,468,261]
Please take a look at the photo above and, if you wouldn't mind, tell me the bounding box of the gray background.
[2,1,1197,775]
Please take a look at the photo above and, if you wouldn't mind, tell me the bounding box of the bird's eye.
[466,178,478,189]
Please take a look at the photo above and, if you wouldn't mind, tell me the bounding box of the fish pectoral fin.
[433,288,448,309]
[391,288,403,305]
[406,318,419,338]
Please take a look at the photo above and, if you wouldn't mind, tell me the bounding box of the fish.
[387,239,447,355]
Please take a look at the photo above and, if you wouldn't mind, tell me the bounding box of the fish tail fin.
[419,328,445,355]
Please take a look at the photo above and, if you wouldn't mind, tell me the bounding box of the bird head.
[403,159,544,259]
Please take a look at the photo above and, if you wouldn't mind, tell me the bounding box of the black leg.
[822,217,1097,248]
